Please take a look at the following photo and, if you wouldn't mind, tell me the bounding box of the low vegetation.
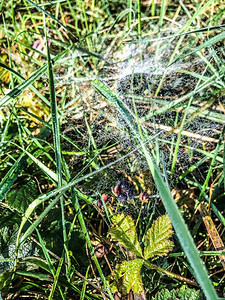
[0,0,225,299]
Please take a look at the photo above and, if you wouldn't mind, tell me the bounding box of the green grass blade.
[198,126,225,201]
[0,153,28,202]
[44,17,63,187]
[35,229,65,300]
[92,79,218,300]
[72,189,114,300]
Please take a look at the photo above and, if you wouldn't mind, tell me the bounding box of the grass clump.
[0,0,225,299]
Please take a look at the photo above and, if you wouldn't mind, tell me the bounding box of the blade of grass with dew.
[44,14,63,215]
[92,79,218,300]
[127,93,225,124]
[171,25,225,65]
[132,24,225,44]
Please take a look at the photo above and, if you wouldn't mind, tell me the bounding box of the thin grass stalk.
[81,266,90,300]
[72,189,114,300]
[49,254,66,299]
[35,229,65,300]
[151,0,156,16]
[137,0,141,39]
[128,0,132,28]
[198,126,225,202]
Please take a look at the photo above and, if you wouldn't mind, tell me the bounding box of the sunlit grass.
[0,0,225,299]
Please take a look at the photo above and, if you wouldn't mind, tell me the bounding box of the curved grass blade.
[92,79,218,300]
[35,229,65,299]
[131,24,225,43]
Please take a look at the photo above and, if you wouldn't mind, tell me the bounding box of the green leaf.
[109,213,143,257]
[116,259,144,294]
[152,287,202,300]
[144,215,174,260]
[6,178,39,213]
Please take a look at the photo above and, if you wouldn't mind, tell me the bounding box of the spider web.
[54,29,224,193]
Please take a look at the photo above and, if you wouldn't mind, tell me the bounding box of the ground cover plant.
[0,0,225,299]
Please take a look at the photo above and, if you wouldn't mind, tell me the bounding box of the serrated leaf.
[144,215,174,260]
[116,259,144,294]
[152,287,201,300]
[109,213,143,257]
